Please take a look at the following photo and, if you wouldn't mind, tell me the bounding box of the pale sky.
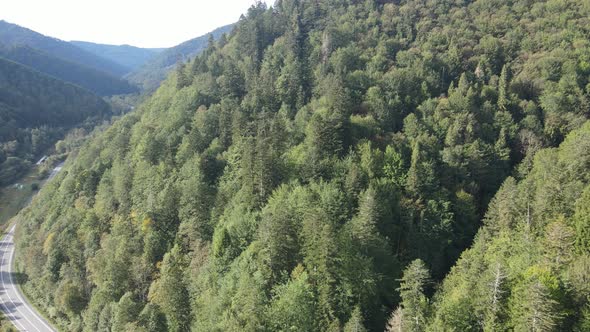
[1,0,272,48]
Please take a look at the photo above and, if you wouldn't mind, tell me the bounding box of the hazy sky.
[1,0,271,48]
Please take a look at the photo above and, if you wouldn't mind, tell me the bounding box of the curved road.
[0,225,56,332]
[0,163,62,331]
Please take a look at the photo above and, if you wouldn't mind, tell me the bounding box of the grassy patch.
[0,314,18,332]
[0,168,40,228]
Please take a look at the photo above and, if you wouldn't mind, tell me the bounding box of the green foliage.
[13,0,590,331]
[398,260,430,332]
[0,57,111,184]
[148,246,190,332]
[343,306,367,332]
[112,293,141,332]
[265,267,316,331]
[573,186,590,253]
[126,24,234,91]
[510,274,561,332]
[0,45,138,96]
[430,122,590,331]
[138,303,168,332]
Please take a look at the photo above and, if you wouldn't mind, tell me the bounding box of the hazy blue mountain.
[0,44,138,95]
[126,23,234,91]
[0,20,129,77]
[70,40,164,71]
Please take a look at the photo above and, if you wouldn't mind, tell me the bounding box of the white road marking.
[0,163,63,332]
[7,227,55,331]
[0,234,30,331]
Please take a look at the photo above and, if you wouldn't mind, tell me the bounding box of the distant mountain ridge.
[0,44,138,96]
[0,20,141,95]
[0,56,110,126]
[0,20,236,94]
[70,41,164,72]
[126,23,234,91]
[0,56,111,184]
[0,20,129,77]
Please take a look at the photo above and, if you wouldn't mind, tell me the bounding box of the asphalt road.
[0,225,56,332]
[0,163,62,332]
[47,162,63,181]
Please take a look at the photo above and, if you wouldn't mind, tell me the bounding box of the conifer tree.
[343,306,367,332]
[498,65,510,112]
[148,246,190,332]
[398,259,430,332]
[512,279,561,332]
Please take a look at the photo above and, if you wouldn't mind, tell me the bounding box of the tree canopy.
[13,0,590,331]
[0,57,111,184]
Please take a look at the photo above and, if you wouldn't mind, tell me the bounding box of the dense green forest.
[0,57,111,184]
[0,20,129,77]
[417,121,590,331]
[126,24,234,91]
[0,44,138,96]
[71,41,163,72]
[14,0,590,331]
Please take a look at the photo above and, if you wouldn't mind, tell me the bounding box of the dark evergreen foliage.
[0,45,138,96]
[0,57,111,184]
[126,24,234,91]
[14,0,590,331]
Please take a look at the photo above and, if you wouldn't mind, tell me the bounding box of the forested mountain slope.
[0,44,138,96]
[126,24,234,91]
[0,57,111,185]
[70,41,163,72]
[0,20,129,77]
[14,0,590,331]
[398,122,590,331]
